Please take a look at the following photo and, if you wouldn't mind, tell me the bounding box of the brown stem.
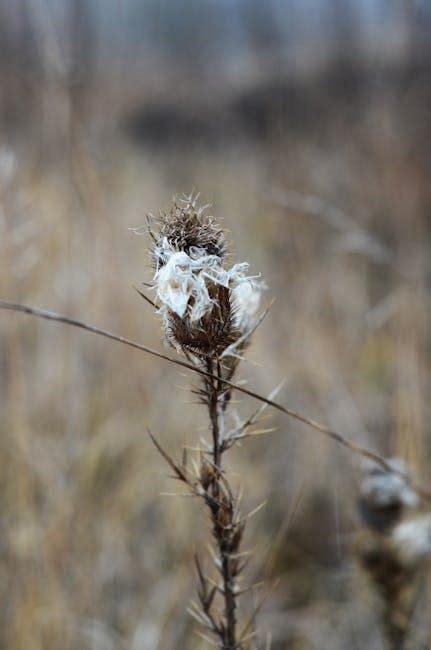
[207,358,221,469]
[221,552,238,649]
[382,575,422,650]
[206,356,238,649]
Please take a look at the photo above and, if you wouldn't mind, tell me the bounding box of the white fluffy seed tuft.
[392,515,431,566]
[154,242,259,326]
[232,280,262,330]
[360,457,419,509]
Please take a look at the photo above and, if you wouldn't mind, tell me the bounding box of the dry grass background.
[1,11,431,647]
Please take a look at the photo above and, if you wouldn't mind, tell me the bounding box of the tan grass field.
[1,13,431,647]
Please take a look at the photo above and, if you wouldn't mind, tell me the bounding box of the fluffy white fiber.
[392,515,431,566]
[154,239,261,327]
[360,457,419,509]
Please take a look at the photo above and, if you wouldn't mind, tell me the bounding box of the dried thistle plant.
[4,197,431,648]
[142,193,266,648]
[356,458,431,649]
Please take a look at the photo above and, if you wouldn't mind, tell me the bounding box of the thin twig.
[221,300,274,360]
[133,285,157,308]
[1,299,430,502]
[270,189,392,264]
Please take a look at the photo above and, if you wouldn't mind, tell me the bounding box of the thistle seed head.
[358,458,419,532]
[392,514,431,567]
[360,458,418,510]
[151,193,226,269]
[146,194,262,359]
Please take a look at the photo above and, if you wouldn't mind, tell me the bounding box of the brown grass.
[1,71,431,648]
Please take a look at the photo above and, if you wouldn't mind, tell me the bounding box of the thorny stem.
[207,358,221,470]
[381,574,422,650]
[206,356,238,649]
[221,553,238,650]
[1,300,431,503]
[383,611,406,650]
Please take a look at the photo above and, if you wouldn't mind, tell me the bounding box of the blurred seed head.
[392,514,431,568]
[358,458,419,532]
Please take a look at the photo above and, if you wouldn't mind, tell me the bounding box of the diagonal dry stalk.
[1,298,430,504]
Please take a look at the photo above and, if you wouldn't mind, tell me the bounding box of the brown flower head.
[150,194,226,269]
[147,194,262,359]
